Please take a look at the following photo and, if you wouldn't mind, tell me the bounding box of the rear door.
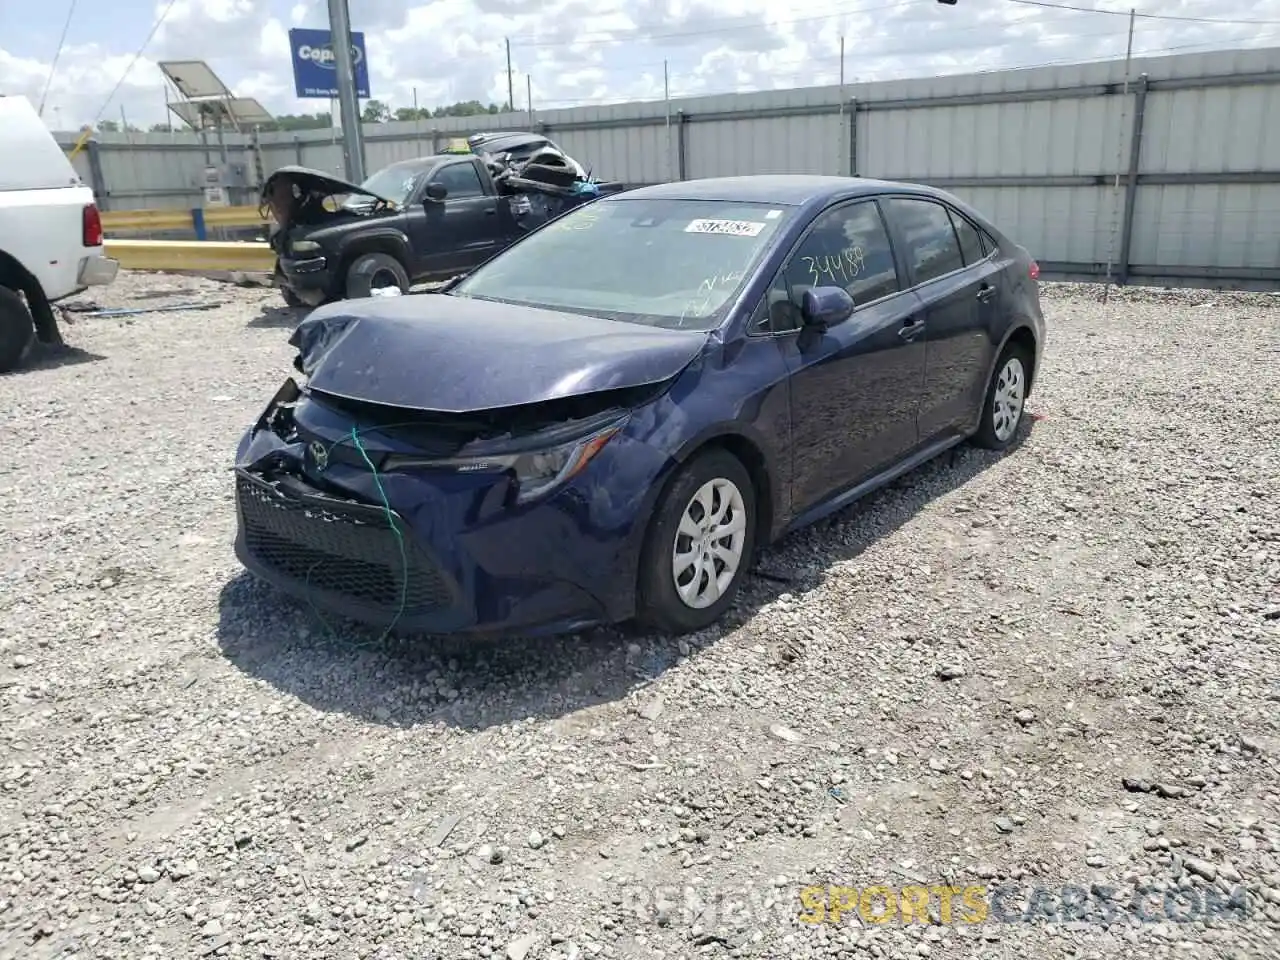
[755,197,926,514]
[417,160,504,276]
[881,196,1002,442]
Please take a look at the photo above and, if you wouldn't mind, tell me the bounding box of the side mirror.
[424,182,448,202]
[800,286,855,330]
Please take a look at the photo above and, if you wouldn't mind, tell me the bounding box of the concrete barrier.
[104,239,275,273]
[102,206,268,240]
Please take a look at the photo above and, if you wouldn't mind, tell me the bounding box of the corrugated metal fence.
[59,46,1280,290]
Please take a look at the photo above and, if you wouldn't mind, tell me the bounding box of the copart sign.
[288,28,371,99]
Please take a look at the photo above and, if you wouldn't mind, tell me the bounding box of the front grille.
[236,473,453,612]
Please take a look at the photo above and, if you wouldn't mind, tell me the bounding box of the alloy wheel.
[991,355,1026,443]
[671,477,748,609]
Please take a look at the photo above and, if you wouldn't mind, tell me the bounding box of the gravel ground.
[1,273,1278,960]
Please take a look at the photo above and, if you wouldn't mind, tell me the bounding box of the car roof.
[611,175,945,206]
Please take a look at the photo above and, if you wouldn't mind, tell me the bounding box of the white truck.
[0,95,119,373]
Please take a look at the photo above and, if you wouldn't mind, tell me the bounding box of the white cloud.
[2,0,1275,131]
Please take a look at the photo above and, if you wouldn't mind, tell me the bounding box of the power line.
[38,0,78,117]
[534,32,1277,106]
[1003,0,1280,27]
[606,10,1113,78]
[511,0,919,49]
[91,0,180,125]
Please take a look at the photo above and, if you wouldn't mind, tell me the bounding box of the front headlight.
[290,240,322,255]
[385,420,624,504]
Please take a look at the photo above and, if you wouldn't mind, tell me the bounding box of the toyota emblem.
[309,440,329,472]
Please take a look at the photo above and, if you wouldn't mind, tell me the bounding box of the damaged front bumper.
[231,380,668,637]
[277,254,333,306]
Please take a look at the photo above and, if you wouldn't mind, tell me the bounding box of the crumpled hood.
[261,164,398,205]
[289,294,710,414]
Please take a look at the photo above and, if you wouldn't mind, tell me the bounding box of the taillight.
[1028,259,1040,281]
[82,204,104,248]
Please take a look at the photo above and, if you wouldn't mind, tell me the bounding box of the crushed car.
[233,175,1045,639]
[262,134,624,307]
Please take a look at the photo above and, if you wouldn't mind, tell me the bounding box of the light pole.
[327,0,366,183]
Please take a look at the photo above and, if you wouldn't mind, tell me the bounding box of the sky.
[1,0,1278,132]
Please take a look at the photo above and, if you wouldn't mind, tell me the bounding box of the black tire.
[0,286,35,375]
[274,263,306,308]
[636,447,758,634]
[344,252,410,300]
[972,340,1033,451]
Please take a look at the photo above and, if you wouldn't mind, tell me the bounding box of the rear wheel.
[344,253,410,299]
[973,342,1032,450]
[636,448,757,634]
[0,286,35,374]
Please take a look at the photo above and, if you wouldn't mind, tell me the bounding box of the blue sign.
[289,28,370,99]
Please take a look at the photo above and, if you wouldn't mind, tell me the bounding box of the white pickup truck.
[0,95,119,372]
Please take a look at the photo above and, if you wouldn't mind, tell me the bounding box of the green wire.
[349,426,410,643]
[296,426,410,649]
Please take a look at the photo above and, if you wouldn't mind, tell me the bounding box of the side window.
[750,272,802,334]
[949,209,986,266]
[783,199,900,307]
[435,162,485,199]
[885,198,965,285]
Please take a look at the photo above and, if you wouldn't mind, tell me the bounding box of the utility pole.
[505,38,515,112]
[327,0,365,183]
[526,74,534,128]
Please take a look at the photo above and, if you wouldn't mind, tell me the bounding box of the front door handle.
[977,284,997,303]
[483,207,497,216]
[898,316,925,340]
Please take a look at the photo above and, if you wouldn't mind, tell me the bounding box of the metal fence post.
[1117,73,1149,286]
[85,139,109,210]
[849,97,858,176]
[676,111,688,180]
[293,136,303,165]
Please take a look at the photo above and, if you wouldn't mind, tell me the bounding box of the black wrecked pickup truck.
[262,142,624,307]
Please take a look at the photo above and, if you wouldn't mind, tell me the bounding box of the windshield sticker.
[765,209,783,219]
[684,218,767,237]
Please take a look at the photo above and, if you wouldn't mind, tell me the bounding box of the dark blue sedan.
[233,175,1045,637]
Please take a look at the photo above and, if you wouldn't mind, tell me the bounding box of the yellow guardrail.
[101,205,269,236]
[105,239,276,273]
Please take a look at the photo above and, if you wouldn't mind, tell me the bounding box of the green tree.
[361,99,391,123]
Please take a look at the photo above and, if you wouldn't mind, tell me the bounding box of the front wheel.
[636,448,757,634]
[344,252,410,299]
[973,342,1032,450]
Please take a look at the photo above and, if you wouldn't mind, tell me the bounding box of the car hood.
[261,164,398,205]
[289,294,710,414]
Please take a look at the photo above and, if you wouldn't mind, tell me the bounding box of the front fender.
[335,228,413,268]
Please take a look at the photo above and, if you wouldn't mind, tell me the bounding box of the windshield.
[345,163,429,208]
[451,198,793,330]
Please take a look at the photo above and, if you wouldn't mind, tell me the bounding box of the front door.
[414,161,505,279]
[768,198,927,515]
[881,196,1003,440]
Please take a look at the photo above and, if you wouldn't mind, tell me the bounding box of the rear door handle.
[483,207,497,215]
[899,316,925,340]
[977,284,997,303]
